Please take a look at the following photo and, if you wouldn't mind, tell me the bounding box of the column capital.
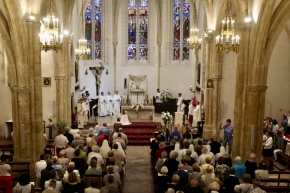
[55,76,65,80]
[247,86,268,93]
[9,86,30,92]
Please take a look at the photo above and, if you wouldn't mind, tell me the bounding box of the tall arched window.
[173,0,190,61]
[128,0,149,60]
[85,0,102,60]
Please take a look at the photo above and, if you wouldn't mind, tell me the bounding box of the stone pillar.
[54,36,70,124]
[212,77,221,134]
[203,33,213,139]
[12,20,43,179]
[55,76,65,123]
[232,23,252,160]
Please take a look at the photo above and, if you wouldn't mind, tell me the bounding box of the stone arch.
[262,1,290,85]
[0,9,17,87]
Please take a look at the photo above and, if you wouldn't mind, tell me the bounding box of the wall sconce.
[106,69,108,75]
[85,69,88,75]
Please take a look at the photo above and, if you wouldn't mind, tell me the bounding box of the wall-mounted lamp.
[85,69,88,75]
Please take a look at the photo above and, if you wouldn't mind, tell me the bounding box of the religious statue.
[174,15,180,42]
[90,62,105,95]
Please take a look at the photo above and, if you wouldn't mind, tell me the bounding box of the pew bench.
[8,162,30,186]
[275,151,290,170]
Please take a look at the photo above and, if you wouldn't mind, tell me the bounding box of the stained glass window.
[84,0,102,60]
[128,0,148,60]
[173,0,190,61]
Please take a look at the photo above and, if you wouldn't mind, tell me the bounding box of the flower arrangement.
[48,114,52,124]
[132,102,144,112]
[161,111,172,126]
[161,88,173,103]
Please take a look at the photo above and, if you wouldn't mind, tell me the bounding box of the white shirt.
[65,147,75,160]
[87,152,104,168]
[44,180,63,193]
[35,160,46,178]
[85,187,101,193]
[0,164,11,176]
[53,134,68,148]
[264,137,273,149]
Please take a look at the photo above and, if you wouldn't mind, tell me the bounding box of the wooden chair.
[83,174,103,189]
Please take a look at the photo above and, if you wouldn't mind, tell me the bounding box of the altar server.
[193,101,201,126]
[176,93,183,112]
[106,92,114,115]
[99,92,107,117]
[113,91,122,114]
[155,89,162,103]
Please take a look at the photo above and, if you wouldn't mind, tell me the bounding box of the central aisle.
[122,146,154,193]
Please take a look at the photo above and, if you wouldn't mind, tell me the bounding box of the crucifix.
[90,62,105,96]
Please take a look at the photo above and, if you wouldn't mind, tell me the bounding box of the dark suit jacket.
[163,158,179,178]
[173,170,188,186]
[209,141,221,155]
[223,175,240,193]
[41,167,55,190]
[184,187,204,193]
[64,132,74,143]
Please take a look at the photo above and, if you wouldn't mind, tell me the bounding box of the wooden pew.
[275,151,290,170]
[8,162,30,185]
[269,170,290,179]
[0,147,14,155]
[260,178,290,186]
[261,186,290,192]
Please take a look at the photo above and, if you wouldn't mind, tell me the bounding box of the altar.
[121,106,155,122]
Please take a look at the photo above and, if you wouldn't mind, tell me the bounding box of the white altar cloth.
[121,106,155,122]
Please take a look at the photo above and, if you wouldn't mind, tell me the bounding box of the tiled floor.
[122,146,154,193]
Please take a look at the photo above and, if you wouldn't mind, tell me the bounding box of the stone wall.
[266,26,290,120]
[0,35,12,137]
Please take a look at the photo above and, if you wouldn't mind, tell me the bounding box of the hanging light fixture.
[187,28,202,50]
[216,0,240,54]
[75,0,91,60]
[39,0,63,52]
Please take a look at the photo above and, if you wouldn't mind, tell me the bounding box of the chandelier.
[75,0,91,60]
[39,0,63,52]
[215,0,240,54]
[187,28,202,50]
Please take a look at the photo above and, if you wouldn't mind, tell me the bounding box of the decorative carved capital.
[9,86,30,93]
[54,76,65,80]
[247,86,268,93]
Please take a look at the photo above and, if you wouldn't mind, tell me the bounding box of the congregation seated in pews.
[150,124,290,193]
[0,122,128,193]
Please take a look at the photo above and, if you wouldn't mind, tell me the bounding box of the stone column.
[54,36,70,124]
[12,20,43,179]
[232,23,252,160]
[212,77,221,134]
[203,33,213,139]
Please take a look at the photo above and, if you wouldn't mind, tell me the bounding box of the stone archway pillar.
[203,33,213,139]
[11,21,43,179]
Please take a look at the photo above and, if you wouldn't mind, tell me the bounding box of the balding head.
[190,179,198,187]
[178,164,184,170]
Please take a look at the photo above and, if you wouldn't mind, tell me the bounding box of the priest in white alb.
[77,99,84,128]
[192,101,201,126]
[106,91,114,115]
[155,89,162,103]
[113,91,121,114]
[99,92,107,117]
[82,98,89,125]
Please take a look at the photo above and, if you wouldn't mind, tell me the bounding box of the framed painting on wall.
[43,77,51,87]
